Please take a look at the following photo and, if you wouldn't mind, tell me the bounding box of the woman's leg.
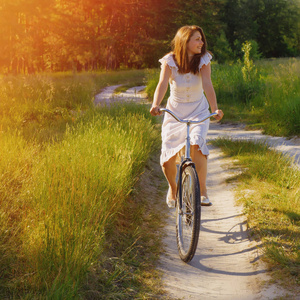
[190,145,208,198]
[162,154,177,201]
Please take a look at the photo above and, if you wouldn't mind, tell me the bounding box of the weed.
[211,138,300,287]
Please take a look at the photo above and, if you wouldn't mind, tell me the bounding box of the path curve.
[94,84,147,106]
[94,86,299,299]
[208,121,300,169]
[94,85,299,168]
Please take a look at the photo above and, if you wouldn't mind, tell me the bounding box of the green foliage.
[0,70,162,298]
[238,41,262,104]
[211,138,300,286]
[242,42,257,83]
[1,0,299,73]
[248,40,262,61]
[258,58,300,136]
[27,105,156,296]
[146,56,300,137]
[213,57,300,137]
[213,30,234,64]
[0,104,159,298]
[224,0,300,58]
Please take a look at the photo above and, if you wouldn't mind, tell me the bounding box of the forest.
[1,0,299,74]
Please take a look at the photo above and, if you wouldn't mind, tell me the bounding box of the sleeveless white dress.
[160,52,213,166]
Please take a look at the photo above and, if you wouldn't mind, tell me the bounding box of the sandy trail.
[94,84,147,106]
[208,122,300,169]
[158,121,298,300]
[95,86,298,299]
[158,146,291,300]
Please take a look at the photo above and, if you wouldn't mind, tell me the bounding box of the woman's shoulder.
[159,52,178,71]
[199,52,213,70]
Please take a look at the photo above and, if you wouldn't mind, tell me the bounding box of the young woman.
[150,25,224,208]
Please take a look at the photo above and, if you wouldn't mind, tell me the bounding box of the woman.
[150,25,224,208]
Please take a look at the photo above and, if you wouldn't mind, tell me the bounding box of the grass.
[213,57,300,137]
[86,151,168,299]
[0,104,162,298]
[0,70,167,298]
[1,58,299,297]
[211,138,300,288]
[0,69,147,143]
[145,57,300,137]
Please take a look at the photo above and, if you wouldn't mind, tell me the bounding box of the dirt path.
[208,122,300,169]
[94,84,147,106]
[158,145,295,300]
[158,121,298,299]
[95,86,299,299]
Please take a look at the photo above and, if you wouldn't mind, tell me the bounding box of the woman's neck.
[188,54,194,62]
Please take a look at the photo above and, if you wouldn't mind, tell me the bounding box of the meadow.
[0,70,166,298]
[0,70,146,143]
[146,57,300,137]
[0,56,299,297]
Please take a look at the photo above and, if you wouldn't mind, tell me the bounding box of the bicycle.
[159,108,217,262]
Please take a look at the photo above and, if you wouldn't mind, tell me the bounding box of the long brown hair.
[171,25,208,74]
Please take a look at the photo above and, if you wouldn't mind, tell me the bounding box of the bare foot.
[169,188,177,201]
[166,188,176,208]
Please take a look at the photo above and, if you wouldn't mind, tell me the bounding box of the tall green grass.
[0,70,146,142]
[0,104,158,298]
[212,57,300,136]
[256,58,300,136]
[211,138,300,286]
[0,70,162,298]
[0,132,39,296]
[145,57,300,137]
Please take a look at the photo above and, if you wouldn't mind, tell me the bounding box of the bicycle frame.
[159,108,217,211]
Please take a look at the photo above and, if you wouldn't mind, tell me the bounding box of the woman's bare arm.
[201,63,223,120]
[150,63,171,116]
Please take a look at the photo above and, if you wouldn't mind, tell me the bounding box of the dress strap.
[159,53,178,71]
[199,52,212,70]
[159,52,212,71]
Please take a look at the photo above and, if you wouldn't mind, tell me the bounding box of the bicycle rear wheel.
[176,164,201,262]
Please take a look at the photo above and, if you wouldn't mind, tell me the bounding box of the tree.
[0,0,299,74]
[223,0,300,58]
[213,30,234,63]
[255,0,300,57]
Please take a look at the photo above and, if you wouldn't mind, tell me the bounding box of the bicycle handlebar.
[159,108,217,124]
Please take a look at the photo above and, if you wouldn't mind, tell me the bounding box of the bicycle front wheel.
[176,164,201,262]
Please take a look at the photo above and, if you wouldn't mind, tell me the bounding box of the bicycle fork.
[177,121,193,214]
[185,122,191,160]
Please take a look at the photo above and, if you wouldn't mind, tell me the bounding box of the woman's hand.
[213,109,224,121]
[150,105,162,116]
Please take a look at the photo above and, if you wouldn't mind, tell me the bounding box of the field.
[0,70,166,298]
[146,57,300,137]
[0,57,299,297]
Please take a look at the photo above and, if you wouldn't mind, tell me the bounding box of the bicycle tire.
[176,164,201,262]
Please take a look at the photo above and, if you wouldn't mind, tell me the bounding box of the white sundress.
[160,52,213,166]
